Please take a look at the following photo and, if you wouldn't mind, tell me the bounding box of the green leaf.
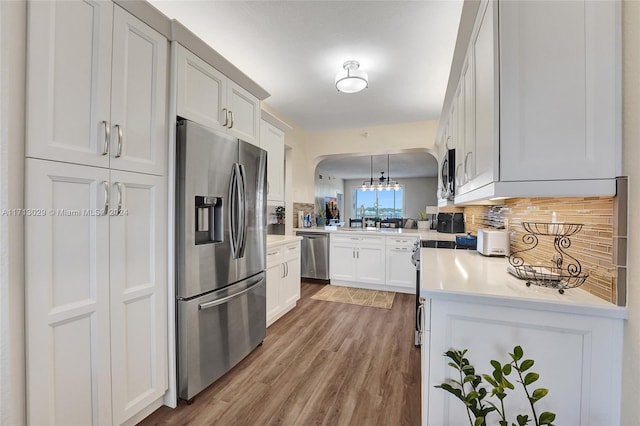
[466,391,479,402]
[516,414,529,426]
[482,374,498,387]
[448,362,460,370]
[464,375,476,383]
[499,421,508,426]
[513,346,524,361]
[520,359,534,371]
[475,416,485,426]
[539,411,556,425]
[491,360,502,370]
[531,388,549,402]
[523,372,539,386]
[502,364,512,375]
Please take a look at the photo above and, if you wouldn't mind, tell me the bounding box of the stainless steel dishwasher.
[296,231,330,280]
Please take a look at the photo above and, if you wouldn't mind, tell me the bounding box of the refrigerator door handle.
[198,275,264,310]
[228,164,240,258]
[237,164,248,258]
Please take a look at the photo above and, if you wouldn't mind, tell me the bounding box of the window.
[352,186,404,219]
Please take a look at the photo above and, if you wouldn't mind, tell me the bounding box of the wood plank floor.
[140,282,421,425]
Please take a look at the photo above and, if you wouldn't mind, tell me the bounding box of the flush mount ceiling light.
[335,60,369,94]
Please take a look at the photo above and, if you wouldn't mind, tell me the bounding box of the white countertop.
[293,227,460,241]
[266,234,302,248]
[420,248,627,319]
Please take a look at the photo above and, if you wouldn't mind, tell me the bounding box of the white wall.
[621,2,640,423]
[342,177,438,221]
[0,1,26,424]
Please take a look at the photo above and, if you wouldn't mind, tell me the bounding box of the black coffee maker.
[437,212,465,233]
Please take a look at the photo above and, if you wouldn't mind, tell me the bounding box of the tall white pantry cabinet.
[25,1,169,425]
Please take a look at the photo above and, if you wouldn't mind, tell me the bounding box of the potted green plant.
[274,205,285,224]
[417,211,430,230]
[436,346,556,426]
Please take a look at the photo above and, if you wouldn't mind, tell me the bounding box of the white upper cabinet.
[27,1,167,176]
[441,0,620,203]
[109,7,167,176]
[176,45,260,145]
[499,0,617,182]
[26,0,113,169]
[260,119,286,203]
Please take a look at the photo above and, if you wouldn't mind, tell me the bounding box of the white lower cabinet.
[330,235,385,286]
[385,237,418,291]
[423,297,623,426]
[25,158,167,425]
[330,234,416,292]
[266,240,301,327]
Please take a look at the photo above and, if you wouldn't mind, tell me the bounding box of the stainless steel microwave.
[439,149,455,200]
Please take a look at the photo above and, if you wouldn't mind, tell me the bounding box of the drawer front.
[283,242,300,261]
[387,236,419,247]
[266,246,283,268]
[358,235,386,247]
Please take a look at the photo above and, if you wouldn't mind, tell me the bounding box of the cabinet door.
[329,242,357,281]
[227,80,260,146]
[385,246,415,290]
[472,0,497,190]
[462,55,475,186]
[282,244,301,307]
[27,0,113,167]
[499,0,617,181]
[356,245,386,285]
[25,159,112,426]
[266,263,282,326]
[110,6,167,176]
[176,45,227,131]
[109,171,167,424]
[260,121,285,202]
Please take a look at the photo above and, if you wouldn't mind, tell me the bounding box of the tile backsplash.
[458,197,620,304]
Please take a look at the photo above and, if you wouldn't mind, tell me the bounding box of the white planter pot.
[417,220,430,230]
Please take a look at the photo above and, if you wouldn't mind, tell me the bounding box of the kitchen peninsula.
[420,248,625,426]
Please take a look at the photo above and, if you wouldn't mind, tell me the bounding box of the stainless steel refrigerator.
[176,118,267,401]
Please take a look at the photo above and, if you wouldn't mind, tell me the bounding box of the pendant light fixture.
[335,60,369,94]
[361,155,400,191]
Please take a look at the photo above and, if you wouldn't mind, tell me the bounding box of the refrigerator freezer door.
[177,272,266,401]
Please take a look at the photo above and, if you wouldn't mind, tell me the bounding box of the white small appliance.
[476,229,510,257]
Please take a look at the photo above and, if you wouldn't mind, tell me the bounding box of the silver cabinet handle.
[102,181,110,216]
[357,248,360,259]
[352,249,355,259]
[101,121,110,155]
[464,151,472,183]
[115,182,123,215]
[222,108,228,127]
[267,251,279,256]
[286,262,289,277]
[281,263,286,279]
[115,124,123,158]
[228,110,234,129]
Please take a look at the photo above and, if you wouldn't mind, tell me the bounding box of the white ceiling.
[148,0,463,132]
[317,152,438,180]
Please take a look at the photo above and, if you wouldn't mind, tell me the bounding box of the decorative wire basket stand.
[509,222,589,294]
